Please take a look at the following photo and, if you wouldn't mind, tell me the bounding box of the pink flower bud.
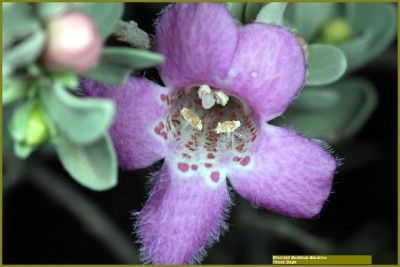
[42,12,102,73]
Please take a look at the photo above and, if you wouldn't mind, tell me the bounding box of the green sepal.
[54,133,118,191]
[274,78,377,143]
[255,3,288,26]
[40,81,115,145]
[306,44,347,86]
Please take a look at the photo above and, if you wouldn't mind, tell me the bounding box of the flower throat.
[155,85,258,168]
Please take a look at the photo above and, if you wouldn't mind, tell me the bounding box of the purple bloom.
[82,3,336,264]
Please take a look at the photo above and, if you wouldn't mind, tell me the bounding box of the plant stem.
[29,164,139,263]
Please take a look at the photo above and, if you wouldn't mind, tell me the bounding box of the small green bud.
[25,106,49,145]
[321,18,353,44]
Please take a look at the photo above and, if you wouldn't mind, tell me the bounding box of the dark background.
[3,3,398,264]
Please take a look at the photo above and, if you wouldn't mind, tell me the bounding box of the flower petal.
[136,160,230,264]
[81,77,169,170]
[156,3,238,89]
[228,124,336,218]
[222,24,306,121]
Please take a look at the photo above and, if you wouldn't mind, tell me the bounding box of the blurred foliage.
[2,3,164,190]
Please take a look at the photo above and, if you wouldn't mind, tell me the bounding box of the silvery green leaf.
[37,3,71,21]
[54,133,118,191]
[306,44,347,86]
[4,26,46,69]
[338,34,370,72]
[3,3,37,48]
[83,62,130,85]
[287,3,337,41]
[101,47,165,69]
[274,78,377,143]
[291,87,340,111]
[52,72,79,90]
[255,3,288,25]
[244,3,264,23]
[227,3,246,23]
[14,141,35,159]
[9,100,38,142]
[2,77,29,105]
[41,82,115,145]
[72,3,123,39]
[343,3,396,71]
[83,47,164,85]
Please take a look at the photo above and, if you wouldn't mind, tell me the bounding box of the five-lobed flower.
[82,3,336,264]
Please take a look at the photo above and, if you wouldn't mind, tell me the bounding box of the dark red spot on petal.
[205,163,212,168]
[210,171,220,182]
[240,156,251,166]
[182,153,191,159]
[233,156,241,162]
[177,162,189,172]
[161,131,168,140]
[160,94,168,102]
[191,164,198,171]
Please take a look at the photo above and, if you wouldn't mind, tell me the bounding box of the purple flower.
[82,3,336,264]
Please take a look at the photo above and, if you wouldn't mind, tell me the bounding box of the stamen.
[198,84,215,109]
[180,107,203,131]
[215,120,241,134]
[214,90,229,106]
[198,85,229,109]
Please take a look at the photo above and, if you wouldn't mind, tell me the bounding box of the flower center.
[156,85,258,185]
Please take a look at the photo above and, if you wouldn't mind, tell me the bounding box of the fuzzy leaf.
[287,3,337,41]
[41,82,115,145]
[227,3,246,22]
[100,47,165,69]
[73,3,123,39]
[54,133,118,191]
[8,100,39,159]
[342,3,396,71]
[37,3,70,21]
[83,47,164,85]
[83,62,131,85]
[255,3,287,25]
[4,26,46,69]
[306,44,347,86]
[274,78,377,143]
[2,77,29,105]
[9,100,37,142]
[3,3,37,48]
[244,3,264,23]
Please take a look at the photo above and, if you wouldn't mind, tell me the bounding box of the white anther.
[198,84,211,97]
[214,90,229,106]
[215,120,241,134]
[198,84,215,109]
[180,107,203,131]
